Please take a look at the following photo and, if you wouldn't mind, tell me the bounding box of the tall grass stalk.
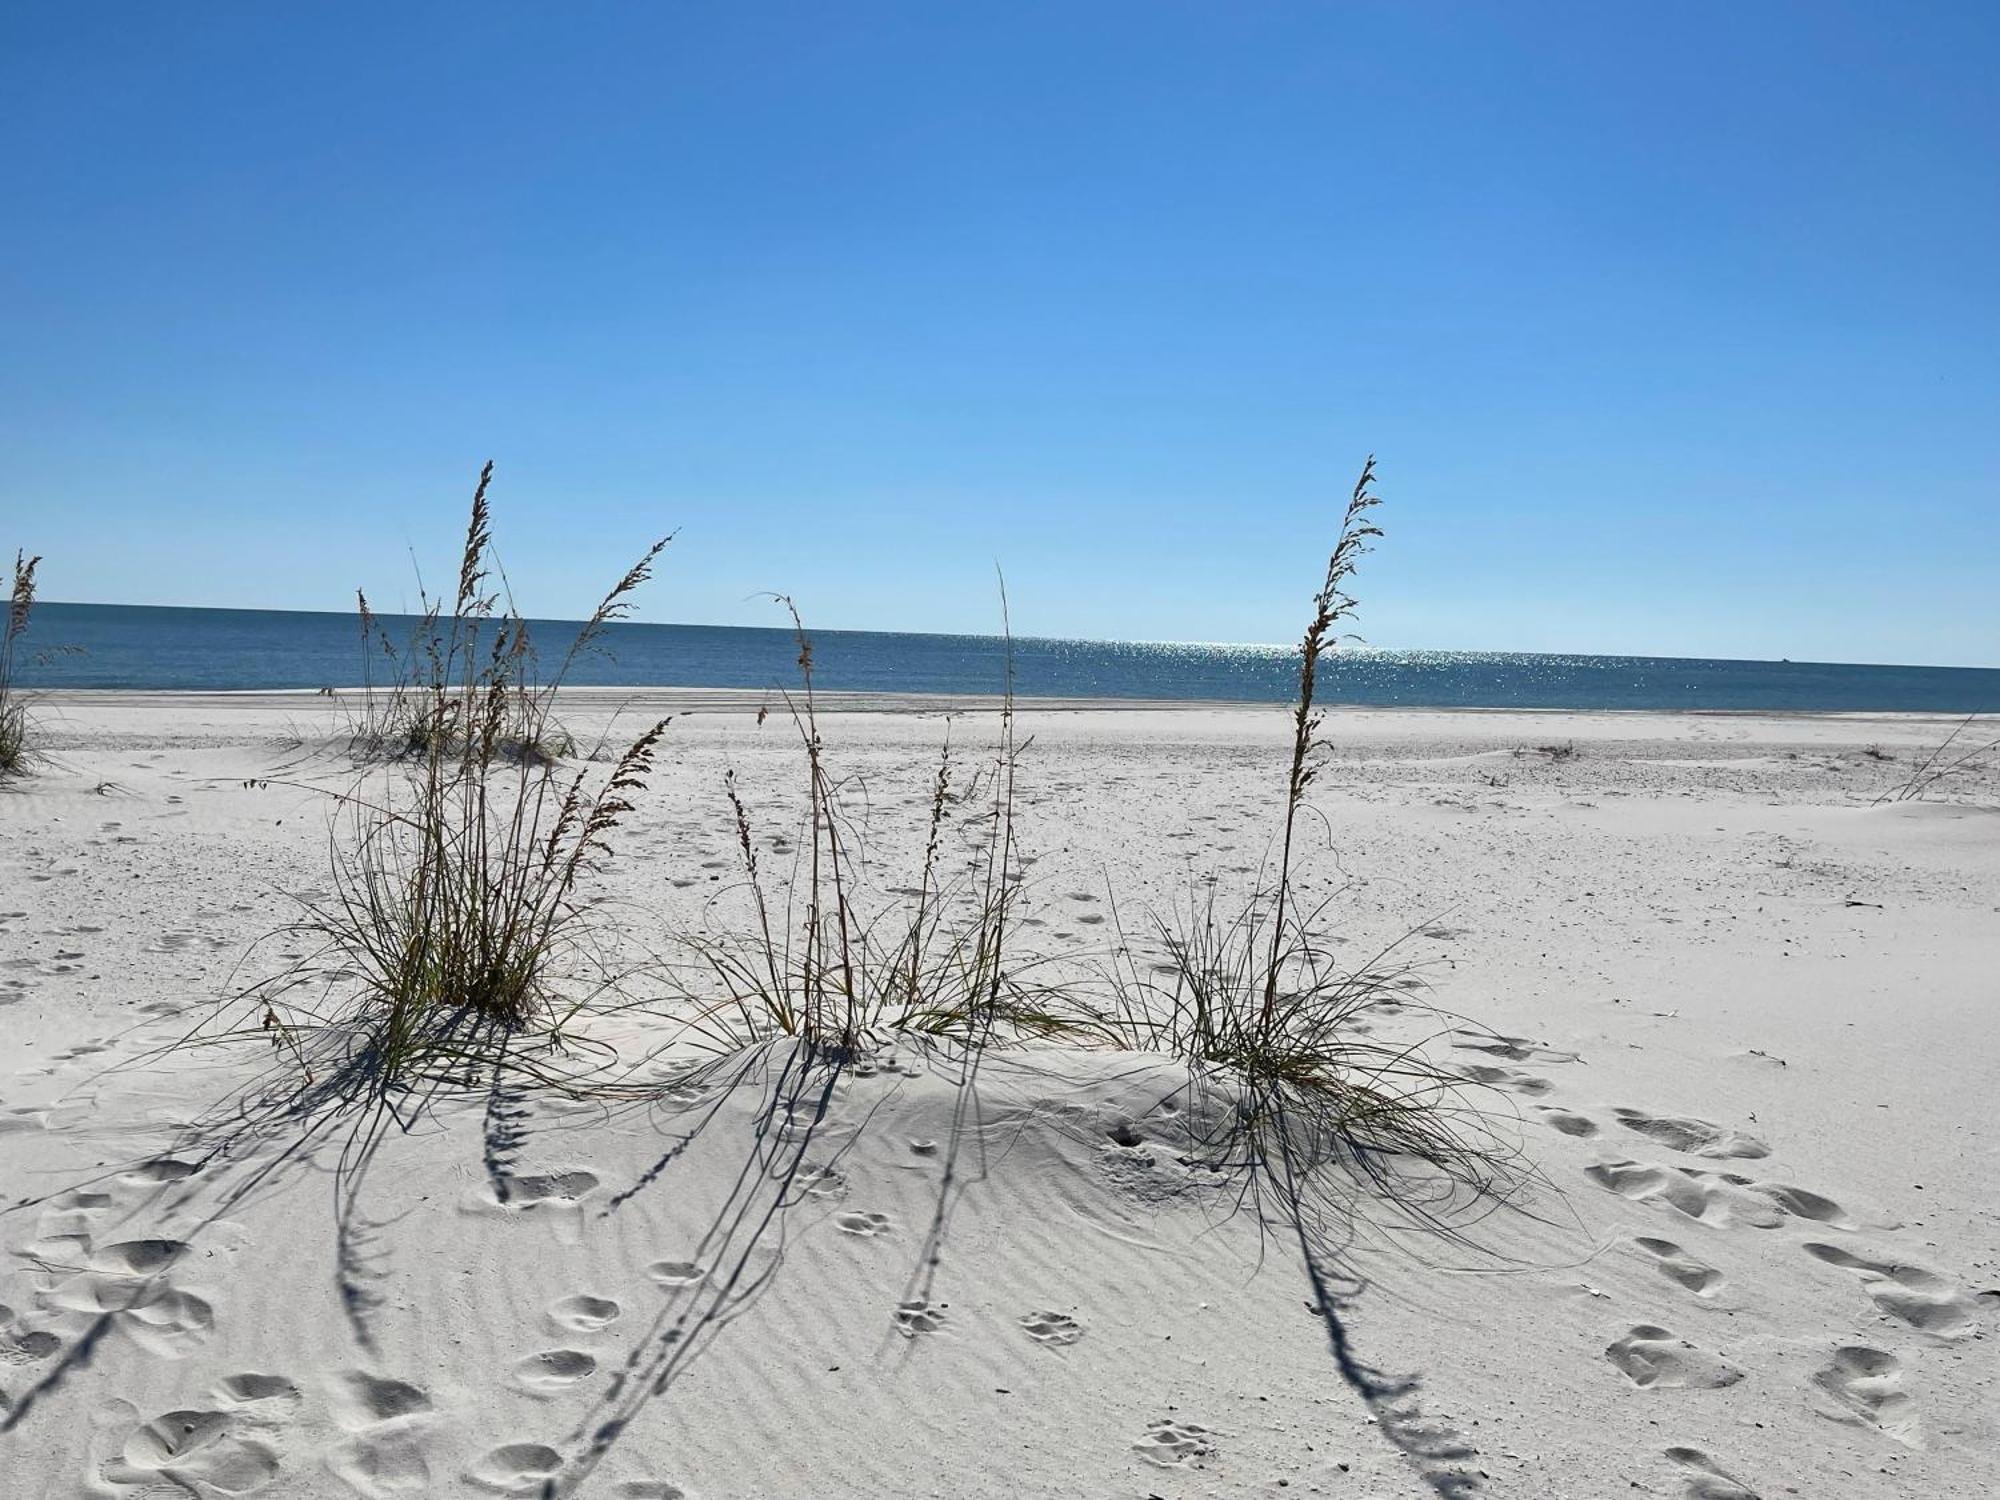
[0,551,39,776]
[1109,459,1512,1212]
[1263,458,1379,1033]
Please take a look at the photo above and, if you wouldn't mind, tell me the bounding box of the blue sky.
[3,3,1994,665]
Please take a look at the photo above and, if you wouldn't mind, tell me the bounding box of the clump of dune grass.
[0,551,39,777]
[207,464,673,1098]
[667,592,1081,1058]
[1106,460,1515,1215]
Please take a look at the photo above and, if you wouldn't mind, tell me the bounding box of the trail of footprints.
[5,1156,217,1380]
[1492,1030,1990,1498]
[14,1013,1977,1496]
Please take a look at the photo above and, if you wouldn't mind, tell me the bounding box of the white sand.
[2,695,1995,1498]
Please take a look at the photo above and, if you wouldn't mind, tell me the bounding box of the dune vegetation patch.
[157,458,1517,1244]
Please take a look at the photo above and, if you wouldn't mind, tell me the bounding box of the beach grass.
[665,592,1091,1057]
[1,550,43,778]
[186,454,1509,1235]
[217,464,673,1096]
[1102,460,1514,1209]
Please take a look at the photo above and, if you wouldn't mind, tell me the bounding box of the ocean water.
[17,602,2000,713]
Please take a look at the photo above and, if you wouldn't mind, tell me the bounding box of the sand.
[1,693,1995,1499]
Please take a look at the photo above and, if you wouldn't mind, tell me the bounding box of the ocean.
[16,602,1999,713]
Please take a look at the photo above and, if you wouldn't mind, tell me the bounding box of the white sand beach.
[2,695,1995,1499]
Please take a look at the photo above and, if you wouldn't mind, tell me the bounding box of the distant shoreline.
[22,603,1998,711]
[33,685,1980,723]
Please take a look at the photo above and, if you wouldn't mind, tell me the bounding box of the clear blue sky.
[3,3,1994,665]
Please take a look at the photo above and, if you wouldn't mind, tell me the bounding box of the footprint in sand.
[1634,1237,1725,1298]
[513,1349,598,1393]
[1587,1161,1778,1228]
[892,1299,948,1336]
[1812,1345,1919,1444]
[1803,1243,1978,1337]
[799,1163,847,1199]
[328,1427,433,1498]
[467,1442,565,1495]
[1613,1108,1769,1160]
[0,1302,61,1365]
[1757,1183,1857,1227]
[123,1158,201,1186]
[1586,1159,1854,1231]
[548,1293,622,1333]
[1134,1419,1215,1467]
[110,1407,282,1494]
[1451,1063,1552,1096]
[89,1238,188,1276]
[121,1287,216,1358]
[214,1373,300,1407]
[497,1170,600,1207]
[1534,1105,1599,1138]
[324,1375,436,1498]
[0,1325,62,1365]
[834,1210,891,1237]
[1665,1446,1759,1499]
[328,1371,433,1429]
[1604,1325,1743,1389]
[646,1261,707,1288]
[1453,1032,1579,1064]
[35,1191,113,1238]
[1019,1310,1084,1345]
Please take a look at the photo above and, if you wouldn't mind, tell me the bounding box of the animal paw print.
[1018,1310,1083,1345]
[834,1211,890,1237]
[892,1299,948,1336]
[1134,1419,1214,1467]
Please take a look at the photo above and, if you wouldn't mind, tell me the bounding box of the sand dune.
[2,699,1995,1498]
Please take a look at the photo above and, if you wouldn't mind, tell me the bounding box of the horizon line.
[30,597,2000,676]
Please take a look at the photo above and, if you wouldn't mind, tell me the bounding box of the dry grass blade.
[1877,712,1999,803]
